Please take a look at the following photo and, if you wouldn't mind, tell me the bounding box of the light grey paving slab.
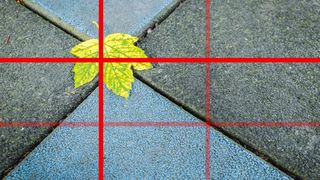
[0,0,79,57]
[105,0,180,36]
[7,80,290,179]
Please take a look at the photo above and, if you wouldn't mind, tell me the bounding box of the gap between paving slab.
[5,80,291,179]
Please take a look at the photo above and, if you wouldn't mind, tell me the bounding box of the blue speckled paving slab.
[104,0,179,35]
[6,81,290,179]
[24,0,179,39]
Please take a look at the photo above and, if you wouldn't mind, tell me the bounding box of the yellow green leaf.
[70,39,99,58]
[73,63,98,88]
[104,63,134,99]
[70,33,152,99]
[104,33,147,58]
[131,63,153,71]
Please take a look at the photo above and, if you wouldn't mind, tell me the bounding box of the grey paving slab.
[0,63,96,177]
[212,64,320,179]
[7,81,290,179]
[0,0,79,57]
[139,0,320,57]
[24,0,180,39]
[212,0,320,57]
[138,0,206,57]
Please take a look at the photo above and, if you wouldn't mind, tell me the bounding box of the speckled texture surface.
[7,81,289,179]
[105,0,180,36]
[0,0,79,57]
[0,63,96,177]
[211,0,320,57]
[139,0,320,57]
[136,63,205,117]
[5,90,98,179]
[212,63,320,179]
[138,63,320,178]
[138,0,205,57]
[24,0,98,39]
[135,0,320,178]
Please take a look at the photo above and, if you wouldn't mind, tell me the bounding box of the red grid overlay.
[1,0,320,179]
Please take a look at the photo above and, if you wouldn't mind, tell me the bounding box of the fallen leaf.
[70,33,152,99]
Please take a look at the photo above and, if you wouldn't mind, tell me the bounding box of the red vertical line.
[98,0,104,179]
[98,0,104,59]
[98,62,104,180]
[205,0,211,179]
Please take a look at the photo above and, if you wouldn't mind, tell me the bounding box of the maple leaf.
[73,63,98,88]
[70,33,152,99]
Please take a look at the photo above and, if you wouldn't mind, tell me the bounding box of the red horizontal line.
[103,57,320,63]
[0,122,98,127]
[0,58,99,63]
[1,121,320,127]
[1,57,320,63]
[209,121,320,127]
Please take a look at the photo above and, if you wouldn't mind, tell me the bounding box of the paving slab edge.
[22,0,183,40]
[0,79,98,179]
[4,82,292,179]
[135,0,187,39]
[135,72,300,179]
[2,88,98,179]
[22,0,91,41]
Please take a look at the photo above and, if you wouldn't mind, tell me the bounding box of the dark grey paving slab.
[0,0,79,57]
[138,0,205,57]
[7,81,290,179]
[0,63,96,177]
[139,0,320,57]
[137,0,320,178]
[24,0,180,39]
[211,0,320,57]
[212,64,320,179]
